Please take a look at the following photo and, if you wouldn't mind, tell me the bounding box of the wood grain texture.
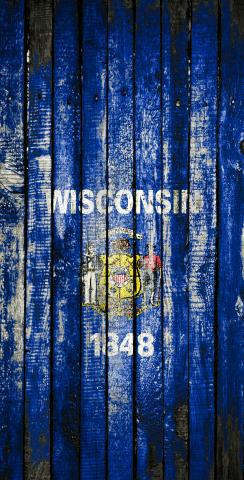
[217,0,244,477]
[52,1,81,478]
[189,1,218,478]
[162,1,189,479]
[107,1,134,478]
[25,1,52,478]
[80,0,107,478]
[0,2,243,479]
[135,1,163,478]
[0,1,25,478]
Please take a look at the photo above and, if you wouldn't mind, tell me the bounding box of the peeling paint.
[25,414,50,480]
[217,415,242,480]
[231,0,244,39]
[175,453,188,480]
[8,219,25,369]
[0,163,24,192]
[25,461,50,480]
[123,0,133,10]
[29,1,52,71]
[147,444,163,479]
[235,295,243,317]
[174,404,188,445]
[57,299,66,343]
[168,0,188,37]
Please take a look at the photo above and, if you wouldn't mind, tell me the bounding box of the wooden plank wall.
[0,1,243,479]
[25,1,52,477]
[0,1,25,478]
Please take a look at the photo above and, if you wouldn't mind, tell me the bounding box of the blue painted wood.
[80,0,107,478]
[107,1,134,478]
[1,2,244,478]
[135,1,163,478]
[162,1,189,478]
[0,1,25,478]
[25,0,52,478]
[189,1,218,478]
[217,0,244,477]
[52,1,81,478]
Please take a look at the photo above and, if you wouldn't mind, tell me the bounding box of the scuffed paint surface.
[0,0,243,479]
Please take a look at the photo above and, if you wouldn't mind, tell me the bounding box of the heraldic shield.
[98,253,141,312]
[82,232,162,317]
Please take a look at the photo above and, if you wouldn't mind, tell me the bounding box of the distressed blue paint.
[162,1,189,478]
[107,1,134,478]
[0,3,25,478]
[189,1,218,478]
[25,1,52,477]
[135,1,163,478]
[217,0,244,477]
[1,2,244,478]
[52,1,81,478]
[80,0,107,478]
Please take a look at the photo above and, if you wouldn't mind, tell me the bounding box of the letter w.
[53,189,76,214]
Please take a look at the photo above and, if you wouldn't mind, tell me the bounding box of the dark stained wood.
[80,0,107,478]
[162,1,189,478]
[25,0,52,478]
[217,0,244,477]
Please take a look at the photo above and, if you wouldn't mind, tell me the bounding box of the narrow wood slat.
[80,0,107,478]
[25,0,52,477]
[162,1,189,478]
[107,1,134,477]
[189,1,218,478]
[217,0,244,477]
[135,1,163,478]
[0,1,25,478]
[1,2,243,479]
[52,0,81,478]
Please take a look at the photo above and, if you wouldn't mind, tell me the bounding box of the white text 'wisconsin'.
[45,189,204,215]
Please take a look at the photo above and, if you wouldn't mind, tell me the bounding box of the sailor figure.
[83,243,97,305]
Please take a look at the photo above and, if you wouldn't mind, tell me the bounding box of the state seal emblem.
[82,230,162,317]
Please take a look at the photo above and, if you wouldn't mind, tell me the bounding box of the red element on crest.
[112,273,128,286]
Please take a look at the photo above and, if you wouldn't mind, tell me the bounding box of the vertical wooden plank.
[0,1,25,478]
[52,1,81,478]
[189,1,217,478]
[25,0,52,477]
[80,0,107,478]
[162,1,189,479]
[107,0,134,477]
[135,1,163,478]
[217,0,244,477]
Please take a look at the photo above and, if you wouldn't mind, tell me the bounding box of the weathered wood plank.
[135,1,163,478]
[189,1,218,478]
[162,1,189,478]
[1,2,243,478]
[52,1,81,478]
[80,0,107,478]
[107,0,134,477]
[0,1,25,478]
[217,0,244,477]
[25,0,52,478]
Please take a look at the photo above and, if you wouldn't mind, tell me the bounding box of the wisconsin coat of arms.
[82,231,162,317]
